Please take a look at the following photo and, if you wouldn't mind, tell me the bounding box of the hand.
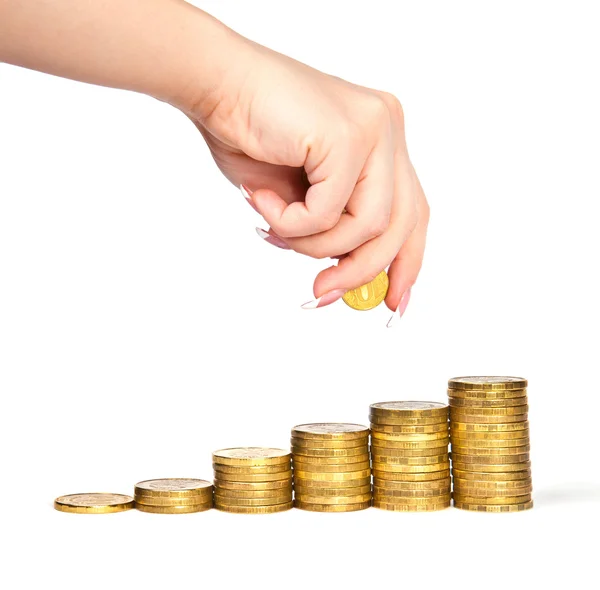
[184,39,429,320]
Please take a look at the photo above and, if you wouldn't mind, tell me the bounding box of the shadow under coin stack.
[134,478,213,514]
[291,423,372,512]
[212,447,293,514]
[448,377,533,512]
[370,402,451,511]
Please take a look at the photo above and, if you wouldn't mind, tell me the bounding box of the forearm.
[0,0,242,110]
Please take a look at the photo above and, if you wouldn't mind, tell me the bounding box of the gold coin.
[371,445,448,457]
[372,454,448,465]
[291,437,368,450]
[452,468,531,481]
[453,493,532,505]
[371,438,449,450]
[294,500,371,512]
[291,460,371,473]
[134,494,212,507]
[448,377,528,390]
[450,445,530,456]
[453,500,534,512]
[371,430,449,442]
[451,452,530,464]
[342,271,389,311]
[373,469,450,482]
[373,492,451,503]
[369,401,448,418]
[451,421,530,432]
[292,445,368,457]
[294,492,372,505]
[452,477,532,489]
[213,471,292,483]
[213,487,292,499]
[292,453,370,465]
[54,493,134,514]
[215,501,293,514]
[134,478,213,499]
[447,388,528,400]
[453,486,533,498]
[370,415,448,426]
[213,479,292,491]
[450,430,530,441]
[449,436,529,448]
[373,486,450,498]
[372,461,449,473]
[293,469,371,481]
[373,500,450,511]
[454,500,533,512]
[212,463,290,475]
[449,397,528,408]
[450,413,527,424]
[293,476,372,489]
[293,484,372,496]
[136,502,212,514]
[214,494,292,507]
[374,478,450,491]
[450,405,528,416]
[291,423,369,440]
[451,461,531,473]
[212,447,291,466]
[371,423,449,434]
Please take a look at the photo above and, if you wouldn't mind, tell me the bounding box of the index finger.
[251,146,364,238]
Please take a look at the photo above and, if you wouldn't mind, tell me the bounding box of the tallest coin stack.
[448,377,533,512]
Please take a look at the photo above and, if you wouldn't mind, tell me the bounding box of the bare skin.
[0,0,429,319]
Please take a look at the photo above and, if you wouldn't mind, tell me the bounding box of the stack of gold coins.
[133,478,213,514]
[213,447,293,514]
[448,377,533,512]
[370,402,451,511]
[291,423,371,512]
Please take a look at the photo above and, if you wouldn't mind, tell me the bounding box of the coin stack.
[133,478,213,514]
[370,402,451,511]
[212,447,293,514]
[54,493,135,514]
[291,423,372,512]
[448,377,533,512]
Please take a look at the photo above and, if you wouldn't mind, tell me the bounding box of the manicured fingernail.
[386,288,412,328]
[240,184,258,212]
[256,227,290,250]
[301,289,347,310]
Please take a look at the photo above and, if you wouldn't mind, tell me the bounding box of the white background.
[1,0,599,588]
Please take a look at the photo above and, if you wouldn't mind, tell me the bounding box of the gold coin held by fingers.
[342,271,389,311]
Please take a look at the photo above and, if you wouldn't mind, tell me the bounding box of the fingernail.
[256,227,290,250]
[240,184,258,212]
[386,288,412,328]
[301,289,347,310]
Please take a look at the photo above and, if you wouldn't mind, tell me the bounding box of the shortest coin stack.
[54,493,134,514]
[449,377,533,512]
[292,423,372,512]
[213,447,293,514]
[370,402,451,511]
[134,478,213,514]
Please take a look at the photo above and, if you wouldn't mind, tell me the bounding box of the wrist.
[158,6,251,120]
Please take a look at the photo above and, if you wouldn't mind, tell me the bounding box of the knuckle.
[421,198,431,224]
[378,91,404,124]
[315,211,340,233]
[364,213,389,239]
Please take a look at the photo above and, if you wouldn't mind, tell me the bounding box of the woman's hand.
[0,0,428,320]
[184,39,429,320]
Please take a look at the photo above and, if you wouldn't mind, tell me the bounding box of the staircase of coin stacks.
[53,377,533,514]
